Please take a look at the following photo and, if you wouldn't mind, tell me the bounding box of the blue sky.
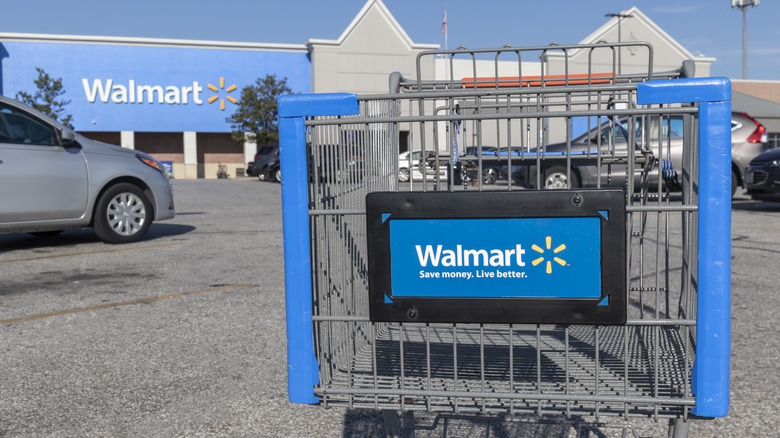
[1,0,778,80]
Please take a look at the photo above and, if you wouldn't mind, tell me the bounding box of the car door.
[651,114,685,171]
[0,102,89,222]
[589,118,639,189]
[589,116,682,190]
[632,114,685,189]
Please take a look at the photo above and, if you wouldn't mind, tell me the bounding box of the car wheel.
[544,166,580,190]
[399,168,410,182]
[273,168,282,183]
[731,168,738,197]
[93,183,152,244]
[482,167,498,184]
[258,173,266,181]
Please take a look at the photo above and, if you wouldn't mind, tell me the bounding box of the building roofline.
[732,79,780,84]
[306,0,439,50]
[733,91,780,117]
[545,7,708,63]
[0,32,309,52]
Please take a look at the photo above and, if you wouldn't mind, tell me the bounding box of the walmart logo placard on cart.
[389,217,601,299]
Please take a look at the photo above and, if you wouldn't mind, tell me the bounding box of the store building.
[0,35,311,179]
[1,1,774,178]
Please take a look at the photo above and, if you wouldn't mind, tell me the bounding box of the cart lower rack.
[280,44,731,437]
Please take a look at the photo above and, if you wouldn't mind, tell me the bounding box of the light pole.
[605,13,633,75]
[732,0,759,79]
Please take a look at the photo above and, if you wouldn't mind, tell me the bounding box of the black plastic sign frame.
[366,189,627,324]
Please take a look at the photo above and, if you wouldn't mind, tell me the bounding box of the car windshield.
[587,119,641,144]
[581,115,683,144]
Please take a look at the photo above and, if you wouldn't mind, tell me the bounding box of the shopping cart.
[280,43,731,437]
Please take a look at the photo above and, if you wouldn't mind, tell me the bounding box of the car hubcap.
[483,168,497,183]
[545,173,568,189]
[107,193,146,236]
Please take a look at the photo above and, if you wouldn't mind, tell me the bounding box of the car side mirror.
[60,129,79,147]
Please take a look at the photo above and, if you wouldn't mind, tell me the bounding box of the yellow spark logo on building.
[531,236,567,274]
[207,77,237,111]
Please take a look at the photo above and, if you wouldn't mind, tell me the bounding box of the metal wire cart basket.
[280,43,731,437]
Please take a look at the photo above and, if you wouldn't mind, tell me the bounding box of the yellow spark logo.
[207,77,237,111]
[531,236,567,274]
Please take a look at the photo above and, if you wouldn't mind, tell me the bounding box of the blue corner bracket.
[279,93,359,404]
[639,77,732,418]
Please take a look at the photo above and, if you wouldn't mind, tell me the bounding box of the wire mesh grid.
[302,44,702,425]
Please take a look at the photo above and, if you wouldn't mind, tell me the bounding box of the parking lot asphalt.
[1,179,779,437]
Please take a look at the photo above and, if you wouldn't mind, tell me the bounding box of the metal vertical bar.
[400,323,406,410]
[565,90,572,188]
[683,324,691,420]
[280,113,319,405]
[564,327,570,419]
[505,98,513,191]
[348,320,355,409]
[655,113,663,320]
[279,93,359,404]
[480,324,486,413]
[626,91,636,195]
[662,112,673,319]
[453,324,459,414]
[623,326,629,418]
[426,323,432,412]
[536,325,542,416]
[534,92,542,189]
[664,199,671,320]
[372,323,379,410]
[407,99,415,192]
[741,7,748,80]
[509,324,515,417]
[594,326,600,420]
[636,77,731,418]
[692,99,732,417]
[653,325,660,421]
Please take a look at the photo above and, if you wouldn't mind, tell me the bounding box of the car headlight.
[771,160,780,168]
[137,154,168,177]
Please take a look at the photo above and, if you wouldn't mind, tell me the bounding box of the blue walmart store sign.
[390,217,601,299]
[0,41,311,132]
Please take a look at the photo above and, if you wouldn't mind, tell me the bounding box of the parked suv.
[252,143,280,182]
[745,148,780,201]
[246,153,260,176]
[731,112,770,193]
[0,96,175,243]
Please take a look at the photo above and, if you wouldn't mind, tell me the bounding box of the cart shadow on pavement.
[341,410,603,438]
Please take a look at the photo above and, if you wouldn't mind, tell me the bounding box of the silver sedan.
[0,96,174,243]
